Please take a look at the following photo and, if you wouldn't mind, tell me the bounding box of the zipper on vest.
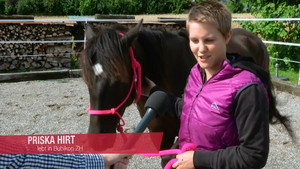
[186,83,204,143]
[196,85,204,97]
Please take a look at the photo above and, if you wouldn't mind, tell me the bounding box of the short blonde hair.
[187,0,232,38]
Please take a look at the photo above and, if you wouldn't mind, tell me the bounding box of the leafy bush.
[61,0,81,15]
[123,0,144,14]
[0,0,5,15]
[144,0,192,14]
[78,0,97,15]
[6,0,192,15]
[226,0,244,13]
[144,0,170,14]
[243,0,298,12]
[14,0,82,15]
[169,0,192,14]
[4,3,16,15]
[16,0,43,15]
[42,0,62,15]
[240,3,300,71]
[79,0,191,15]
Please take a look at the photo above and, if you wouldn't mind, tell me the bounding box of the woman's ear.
[225,30,233,44]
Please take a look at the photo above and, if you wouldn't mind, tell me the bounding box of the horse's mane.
[80,24,132,91]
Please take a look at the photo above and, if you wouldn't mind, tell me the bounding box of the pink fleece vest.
[179,60,266,151]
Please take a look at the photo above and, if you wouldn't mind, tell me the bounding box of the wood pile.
[0,24,73,72]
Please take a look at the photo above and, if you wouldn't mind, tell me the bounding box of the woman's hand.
[142,77,156,96]
[172,151,195,169]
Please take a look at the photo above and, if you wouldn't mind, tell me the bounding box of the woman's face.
[188,21,231,75]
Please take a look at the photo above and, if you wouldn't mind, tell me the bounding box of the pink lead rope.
[87,32,142,133]
[141,143,196,169]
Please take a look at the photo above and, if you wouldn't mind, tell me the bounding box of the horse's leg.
[136,95,180,167]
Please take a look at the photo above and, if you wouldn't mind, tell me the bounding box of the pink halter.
[87,32,142,133]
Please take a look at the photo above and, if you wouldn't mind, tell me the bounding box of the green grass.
[269,65,299,84]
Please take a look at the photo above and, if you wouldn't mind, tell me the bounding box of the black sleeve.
[150,86,183,119]
[193,83,270,169]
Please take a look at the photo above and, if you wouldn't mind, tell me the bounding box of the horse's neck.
[135,30,168,78]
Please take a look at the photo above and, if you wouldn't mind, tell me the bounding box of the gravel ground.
[0,78,299,169]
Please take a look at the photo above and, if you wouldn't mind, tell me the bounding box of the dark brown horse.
[79,20,270,165]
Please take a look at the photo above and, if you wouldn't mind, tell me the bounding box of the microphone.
[134,91,170,133]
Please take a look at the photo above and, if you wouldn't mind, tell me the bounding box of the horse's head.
[80,20,143,133]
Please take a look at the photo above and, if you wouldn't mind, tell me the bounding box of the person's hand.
[102,154,132,169]
[142,77,156,96]
[172,151,195,169]
[112,157,130,169]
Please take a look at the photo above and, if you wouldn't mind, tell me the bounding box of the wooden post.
[275,63,279,78]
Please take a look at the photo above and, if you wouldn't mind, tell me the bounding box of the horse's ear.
[121,19,143,45]
[85,23,97,41]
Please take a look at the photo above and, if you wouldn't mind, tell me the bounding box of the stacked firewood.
[0,24,73,72]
